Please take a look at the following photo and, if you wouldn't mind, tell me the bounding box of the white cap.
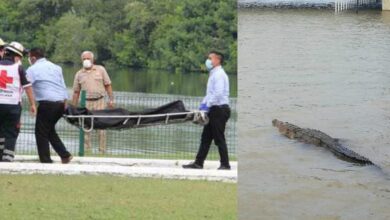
[5,41,25,57]
[0,38,5,47]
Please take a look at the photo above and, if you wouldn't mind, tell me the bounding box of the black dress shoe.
[1,156,13,162]
[218,165,231,170]
[61,155,73,164]
[182,162,203,169]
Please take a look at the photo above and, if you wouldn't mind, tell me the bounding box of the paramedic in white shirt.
[0,42,36,162]
[183,51,231,170]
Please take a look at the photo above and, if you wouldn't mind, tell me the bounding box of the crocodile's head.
[272,119,282,127]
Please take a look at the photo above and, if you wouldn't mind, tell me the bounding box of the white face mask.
[83,59,93,69]
[205,59,213,71]
[28,57,32,65]
[16,60,22,66]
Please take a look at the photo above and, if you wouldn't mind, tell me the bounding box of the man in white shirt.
[183,51,231,170]
[26,48,72,164]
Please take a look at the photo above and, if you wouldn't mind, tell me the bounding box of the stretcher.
[63,100,208,132]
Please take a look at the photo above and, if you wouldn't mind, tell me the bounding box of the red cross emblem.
[0,70,13,89]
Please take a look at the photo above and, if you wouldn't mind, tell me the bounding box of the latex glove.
[199,103,209,112]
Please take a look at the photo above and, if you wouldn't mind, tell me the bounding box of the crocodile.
[272,119,373,165]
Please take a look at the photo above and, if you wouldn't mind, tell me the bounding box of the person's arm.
[25,86,36,115]
[57,66,69,110]
[19,67,36,115]
[201,82,209,105]
[72,91,80,106]
[59,66,69,103]
[25,67,35,84]
[198,74,211,111]
[105,84,114,108]
[101,67,114,108]
[72,72,80,106]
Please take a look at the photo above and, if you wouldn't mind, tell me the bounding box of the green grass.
[0,174,236,220]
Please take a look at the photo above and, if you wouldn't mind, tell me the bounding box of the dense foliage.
[0,0,237,73]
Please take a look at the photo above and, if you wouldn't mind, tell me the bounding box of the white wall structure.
[238,0,380,11]
[383,0,390,9]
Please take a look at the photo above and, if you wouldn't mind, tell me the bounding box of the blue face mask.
[205,59,213,71]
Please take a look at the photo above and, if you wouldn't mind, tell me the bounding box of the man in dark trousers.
[0,42,36,162]
[26,48,73,163]
[183,51,231,170]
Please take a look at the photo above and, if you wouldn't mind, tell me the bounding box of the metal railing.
[17,91,237,160]
[335,0,378,12]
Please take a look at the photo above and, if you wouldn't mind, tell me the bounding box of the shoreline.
[238,0,381,9]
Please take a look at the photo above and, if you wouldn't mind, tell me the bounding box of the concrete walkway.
[0,156,237,183]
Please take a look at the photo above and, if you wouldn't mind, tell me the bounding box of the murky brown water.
[238,9,390,219]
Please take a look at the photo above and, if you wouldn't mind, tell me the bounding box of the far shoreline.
[238,0,381,9]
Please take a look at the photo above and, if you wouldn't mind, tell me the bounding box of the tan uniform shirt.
[73,65,111,99]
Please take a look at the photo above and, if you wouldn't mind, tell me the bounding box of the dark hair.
[208,50,224,64]
[29,47,45,59]
[4,50,20,59]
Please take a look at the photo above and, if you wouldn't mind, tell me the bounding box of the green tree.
[110,0,175,68]
[111,0,237,73]
[42,12,96,64]
[0,0,237,73]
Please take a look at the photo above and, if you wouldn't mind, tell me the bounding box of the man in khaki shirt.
[72,51,114,153]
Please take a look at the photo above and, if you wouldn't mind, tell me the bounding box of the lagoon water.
[239,9,390,219]
[61,66,238,97]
